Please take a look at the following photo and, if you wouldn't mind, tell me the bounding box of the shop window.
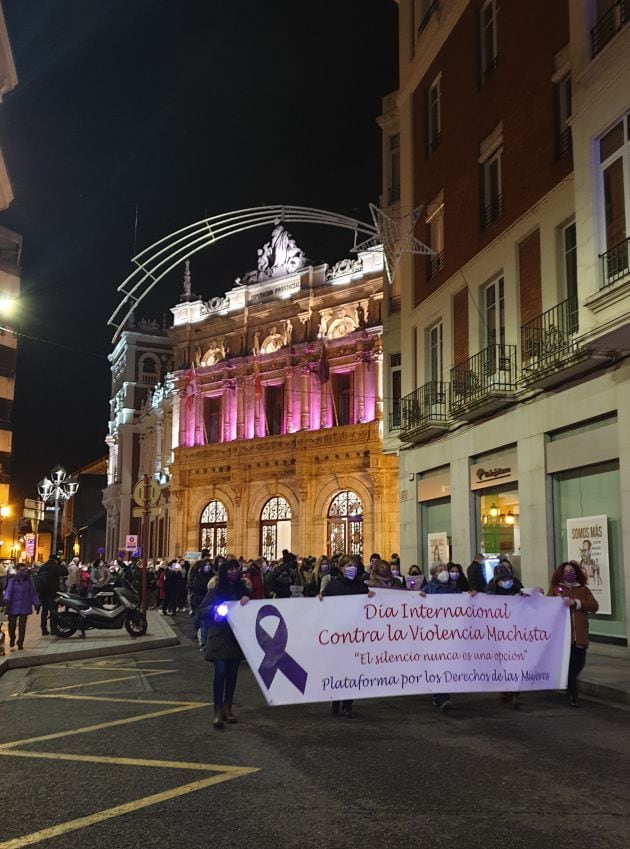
[199,500,228,558]
[327,491,363,556]
[260,496,292,561]
[553,461,625,641]
[477,487,520,582]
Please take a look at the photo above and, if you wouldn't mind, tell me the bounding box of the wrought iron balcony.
[521,297,594,387]
[601,237,630,288]
[389,403,401,431]
[399,381,449,441]
[388,184,401,204]
[427,250,445,279]
[389,293,401,314]
[521,296,582,379]
[591,0,628,56]
[450,344,517,418]
[559,126,572,157]
[480,193,503,231]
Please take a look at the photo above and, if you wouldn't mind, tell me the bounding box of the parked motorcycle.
[55,581,147,638]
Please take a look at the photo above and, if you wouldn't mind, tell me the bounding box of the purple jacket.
[3,572,40,615]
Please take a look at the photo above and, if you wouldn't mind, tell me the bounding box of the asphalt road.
[0,614,628,849]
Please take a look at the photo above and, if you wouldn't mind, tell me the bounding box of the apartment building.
[0,3,19,515]
[382,0,630,651]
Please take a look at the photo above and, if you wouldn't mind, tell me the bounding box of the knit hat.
[494,563,513,580]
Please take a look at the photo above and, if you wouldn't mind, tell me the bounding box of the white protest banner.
[566,515,611,615]
[227,591,570,706]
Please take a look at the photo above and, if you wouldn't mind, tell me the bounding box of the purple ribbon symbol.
[255,605,308,694]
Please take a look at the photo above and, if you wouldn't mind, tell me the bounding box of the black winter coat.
[322,576,369,597]
[203,581,251,662]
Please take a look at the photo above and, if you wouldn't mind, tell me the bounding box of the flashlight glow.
[216,603,229,618]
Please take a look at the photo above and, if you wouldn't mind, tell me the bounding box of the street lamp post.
[37,465,79,558]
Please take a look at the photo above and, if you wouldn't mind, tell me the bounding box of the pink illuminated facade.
[105,228,400,561]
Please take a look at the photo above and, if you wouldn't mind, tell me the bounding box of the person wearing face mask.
[487,561,523,595]
[487,562,525,707]
[368,558,404,591]
[203,558,251,728]
[446,562,470,591]
[548,561,599,707]
[320,555,374,718]
[405,565,427,591]
[318,556,334,594]
[419,562,463,712]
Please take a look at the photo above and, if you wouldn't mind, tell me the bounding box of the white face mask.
[449,571,459,581]
[437,571,449,583]
[344,566,358,580]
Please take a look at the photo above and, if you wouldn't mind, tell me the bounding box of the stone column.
[236,377,245,440]
[285,368,294,433]
[356,362,365,423]
[300,366,311,430]
[375,352,384,422]
[320,377,328,429]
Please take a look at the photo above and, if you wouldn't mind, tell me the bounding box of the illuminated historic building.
[105,228,399,561]
[0,3,19,515]
[383,1,630,650]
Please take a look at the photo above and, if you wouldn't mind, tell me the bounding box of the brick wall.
[412,0,571,308]
[453,286,469,366]
[518,229,542,326]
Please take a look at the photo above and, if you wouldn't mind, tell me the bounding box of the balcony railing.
[388,184,401,204]
[559,126,572,157]
[400,381,448,434]
[389,293,401,314]
[601,237,630,287]
[591,0,628,56]
[427,250,445,279]
[521,297,579,371]
[480,192,503,230]
[450,344,517,414]
[389,403,401,431]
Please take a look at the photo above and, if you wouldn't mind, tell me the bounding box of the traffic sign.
[125,534,139,551]
[132,478,161,508]
[25,534,35,556]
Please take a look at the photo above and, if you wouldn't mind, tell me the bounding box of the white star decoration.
[354,203,434,285]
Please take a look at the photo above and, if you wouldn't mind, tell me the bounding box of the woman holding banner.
[487,561,525,708]
[320,557,374,718]
[420,563,463,713]
[548,562,599,707]
[203,559,251,729]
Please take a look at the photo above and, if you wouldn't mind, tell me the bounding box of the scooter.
[55,581,147,638]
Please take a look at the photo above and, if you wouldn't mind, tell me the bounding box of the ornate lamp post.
[37,465,79,558]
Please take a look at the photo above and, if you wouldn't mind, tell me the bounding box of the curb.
[579,678,630,707]
[0,634,179,678]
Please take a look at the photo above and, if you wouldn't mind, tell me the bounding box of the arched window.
[199,500,228,558]
[138,354,160,387]
[327,490,363,556]
[260,496,292,561]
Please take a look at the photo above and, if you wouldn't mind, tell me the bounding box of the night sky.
[0,0,398,505]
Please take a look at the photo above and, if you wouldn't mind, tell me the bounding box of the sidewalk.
[0,610,179,678]
[579,652,630,706]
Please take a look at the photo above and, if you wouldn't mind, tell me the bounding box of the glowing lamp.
[489,502,499,518]
[505,511,515,525]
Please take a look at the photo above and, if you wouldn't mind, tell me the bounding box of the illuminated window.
[199,500,228,558]
[327,491,363,556]
[260,497,292,561]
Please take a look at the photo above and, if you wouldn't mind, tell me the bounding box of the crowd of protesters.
[1,546,598,723]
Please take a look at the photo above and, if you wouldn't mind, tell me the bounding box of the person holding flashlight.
[203,558,251,729]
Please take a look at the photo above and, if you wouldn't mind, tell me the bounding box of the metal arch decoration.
[108,204,434,343]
